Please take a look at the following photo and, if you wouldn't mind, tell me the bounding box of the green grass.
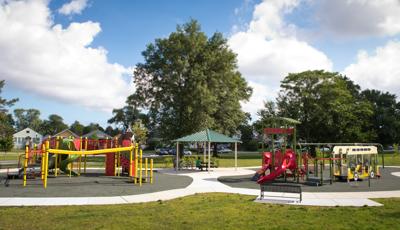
[0,193,399,229]
[0,150,23,161]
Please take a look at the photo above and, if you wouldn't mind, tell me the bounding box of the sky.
[1,0,400,128]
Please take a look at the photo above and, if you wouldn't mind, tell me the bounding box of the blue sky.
[1,0,400,129]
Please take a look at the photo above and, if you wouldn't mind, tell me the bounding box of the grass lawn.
[0,193,399,230]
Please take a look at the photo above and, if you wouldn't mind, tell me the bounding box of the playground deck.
[218,167,400,192]
[0,169,192,197]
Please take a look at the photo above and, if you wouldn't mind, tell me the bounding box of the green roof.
[174,129,241,143]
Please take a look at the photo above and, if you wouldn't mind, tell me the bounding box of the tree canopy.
[132,20,252,140]
[361,89,400,145]
[13,108,41,131]
[0,80,17,151]
[257,70,376,143]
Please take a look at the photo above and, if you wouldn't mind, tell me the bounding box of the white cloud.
[344,40,400,95]
[58,0,88,16]
[315,0,400,37]
[0,0,133,112]
[229,0,332,118]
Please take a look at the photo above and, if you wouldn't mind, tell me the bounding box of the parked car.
[157,148,170,155]
[168,149,192,155]
[217,148,232,154]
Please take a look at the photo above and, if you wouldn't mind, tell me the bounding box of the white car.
[217,148,232,154]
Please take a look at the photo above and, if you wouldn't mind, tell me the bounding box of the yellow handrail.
[48,146,133,155]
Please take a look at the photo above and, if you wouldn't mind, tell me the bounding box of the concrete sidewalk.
[0,167,399,207]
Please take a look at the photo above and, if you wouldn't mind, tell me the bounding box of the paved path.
[1,168,400,207]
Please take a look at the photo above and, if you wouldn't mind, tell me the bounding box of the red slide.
[257,150,297,184]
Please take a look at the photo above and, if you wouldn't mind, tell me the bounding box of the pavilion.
[174,129,241,171]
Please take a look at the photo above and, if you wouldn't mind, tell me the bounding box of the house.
[52,129,79,139]
[82,130,112,140]
[13,128,43,149]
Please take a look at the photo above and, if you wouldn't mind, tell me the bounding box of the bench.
[199,162,218,171]
[260,183,302,202]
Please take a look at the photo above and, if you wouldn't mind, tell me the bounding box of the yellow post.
[69,156,72,178]
[44,141,50,189]
[54,153,58,177]
[78,137,83,175]
[134,144,138,184]
[145,157,148,182]
[23,145,29,186]
[41,144,45,180]
[150,159,153,184]
[139,149,143,186]
[56,136,59,149]
[129,144,133,177]
[84,137,88,173]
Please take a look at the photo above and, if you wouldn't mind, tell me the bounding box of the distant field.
[1,150,399,168]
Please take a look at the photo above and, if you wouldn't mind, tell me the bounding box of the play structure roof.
[174,129,240,143]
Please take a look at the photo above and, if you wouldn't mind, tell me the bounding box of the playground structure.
[19,136,154,188]
[253,117,383,187]
[332,145,380,182]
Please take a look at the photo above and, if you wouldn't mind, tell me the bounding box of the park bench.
[260,183,302,202]
[199,161,218,171]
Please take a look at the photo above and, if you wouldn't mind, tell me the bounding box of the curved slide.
[60,154,80,176]
[257,150,297,184]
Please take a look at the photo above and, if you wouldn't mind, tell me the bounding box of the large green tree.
[132,20,252,140]
[70,120,85,136]
[82,123,104,135]
[39,114,68,135]
[13,108,42,131]
[0,80,18,113]
[108,99,148,130]
[361,89,400,145]
[0,80,18,151]
[274,70,374,142]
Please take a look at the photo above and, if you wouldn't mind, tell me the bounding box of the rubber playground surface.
[0,169,193,197]
[218,167,400,192]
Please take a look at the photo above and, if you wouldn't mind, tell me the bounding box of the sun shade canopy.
[174,129,241,143]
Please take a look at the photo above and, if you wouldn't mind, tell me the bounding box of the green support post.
[320,161,324,186]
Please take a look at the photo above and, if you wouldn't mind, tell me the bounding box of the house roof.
[82,130,112,139]
[52,129,79,138]
[13,127,42,137]
[174,129,241,143]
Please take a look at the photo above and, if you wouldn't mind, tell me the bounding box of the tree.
[275,70,374,142]
[361,89,400,145]
[108,104,142,130]
[83,123,104,135]
[253,101,279,134]
[39,114,68,135]
[0,80,18,113]
[105,125,119,137]
[70,121,84,136]
[132,120,148,145]
[13,108,42,131]
[132,20,251,140]
[0,80,18,151]
[237,113,256,151]
[0,113,15,152]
